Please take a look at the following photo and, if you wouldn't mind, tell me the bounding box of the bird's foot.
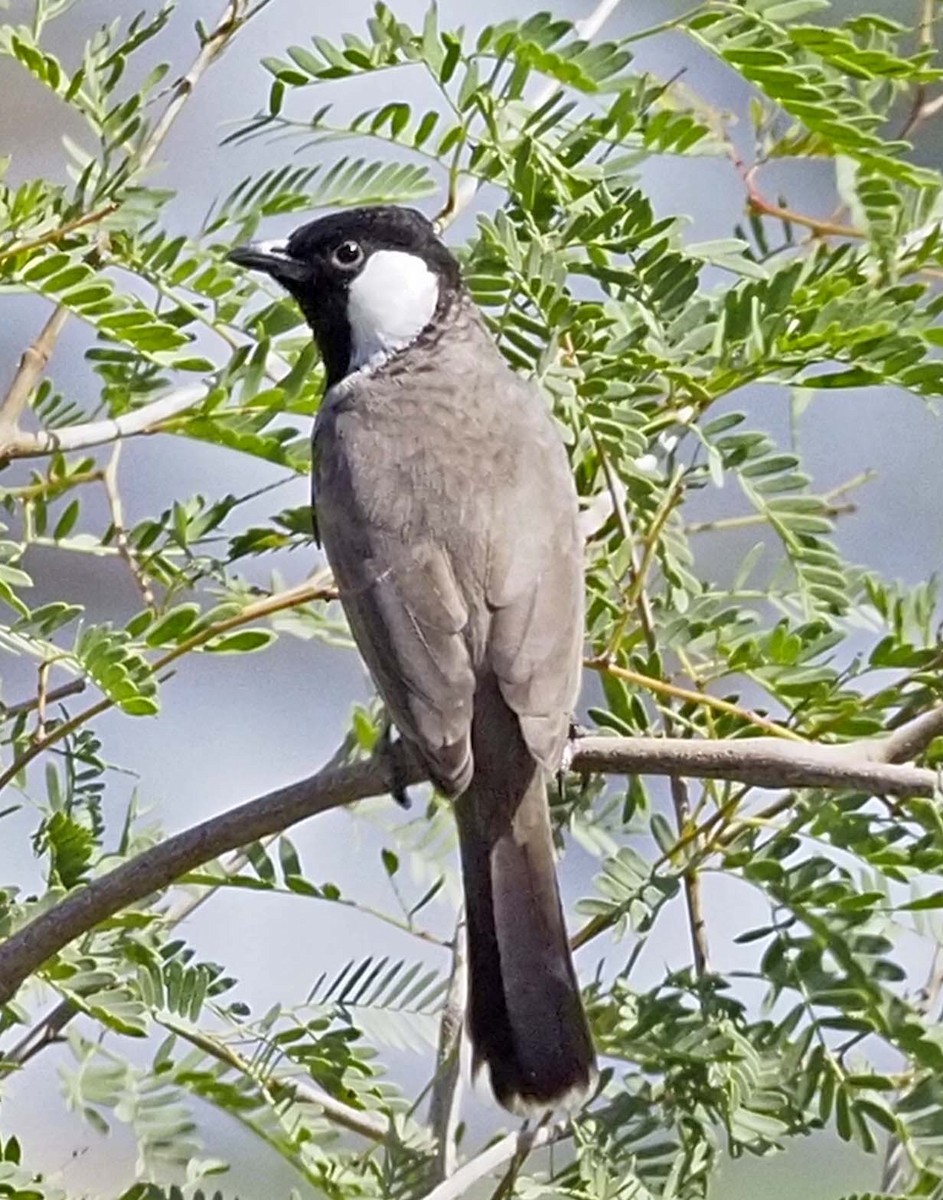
[379,721,412,809]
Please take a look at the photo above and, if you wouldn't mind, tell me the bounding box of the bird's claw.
[380,721,412,809]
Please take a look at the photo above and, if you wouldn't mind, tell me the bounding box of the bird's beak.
[227,238,307,283]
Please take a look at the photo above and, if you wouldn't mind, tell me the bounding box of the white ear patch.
[347,250,439,371]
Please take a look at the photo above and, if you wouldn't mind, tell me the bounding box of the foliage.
[0,0,942,1197]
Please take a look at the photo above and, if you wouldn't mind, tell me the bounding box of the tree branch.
[103,442,157,607]
[1,383,210,459]
[1,678,85,719]
[428,922,466,1183]
[0,0,250,461]
[0,203,119,266]
[1,718,941,1009]
[0,741,420,1007]
[137,0,248,175]
[878,705,943,765]
[419,1117,572,1200]
[0,305,69,450]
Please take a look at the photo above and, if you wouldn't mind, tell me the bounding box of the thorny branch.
[1,705,942,1009]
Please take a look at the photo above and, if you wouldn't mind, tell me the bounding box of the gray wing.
[315,420,476,794]
[485,381,584,772]
[313,366,581,790]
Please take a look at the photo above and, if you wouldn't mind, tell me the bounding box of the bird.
[228,205,596,1113]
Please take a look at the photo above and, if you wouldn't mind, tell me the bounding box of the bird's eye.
[331,240,364,270]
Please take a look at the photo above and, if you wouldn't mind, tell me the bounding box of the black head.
[228,206,463,387]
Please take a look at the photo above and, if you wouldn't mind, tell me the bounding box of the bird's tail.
[454,724,596,1114]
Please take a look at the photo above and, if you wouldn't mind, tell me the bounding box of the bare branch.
[102,442,157,607]
[1,678,85,719]
[876,706,943,765]
[428,922,466,1183]
[138,0,248,175]
[0,721,940,1009]
[0,306,69,450]
[572,734,940,796]
[3,384,209,459]
[0,739,422,1007]
[419,1118,572,1200]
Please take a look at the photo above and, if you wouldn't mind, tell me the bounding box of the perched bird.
[229,206,596,1113]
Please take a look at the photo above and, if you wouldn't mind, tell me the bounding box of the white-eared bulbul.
[229,206,596,1113]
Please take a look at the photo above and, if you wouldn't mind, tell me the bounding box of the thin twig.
[35,662,52,742]
[437,0,626,227]
[669,774,710,977]
[747,191,863,240]
[1,723,942,1007]
[686,471,877,534]
[881,944,943,1193]
[0,577,336,794]
[897,0,939,140]
[419,1118,572,1200]
[0,306,69,450]
[137,0,247,175]
[161,1016,390,1143]
[588,659,806,741]
[0,203,119,266]
[1,679,86,719]
[102,442,157,608]
[428,921,466,1184]
[2,384,209,459]
[0,0,250,461]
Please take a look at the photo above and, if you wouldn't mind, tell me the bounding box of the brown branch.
[0,306,69,451]
[1,678,85,719]
[0,740,422,1007]
[428,922,466,1184]
[0,826,290,1074]
[670,774,710,977]
[1,723,941,1009]
[571,734,940,795]
[747,191,863,240]
[102,442,156,608]
[0,203,119,266]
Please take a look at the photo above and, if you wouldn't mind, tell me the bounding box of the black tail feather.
[455,744,595,1113]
